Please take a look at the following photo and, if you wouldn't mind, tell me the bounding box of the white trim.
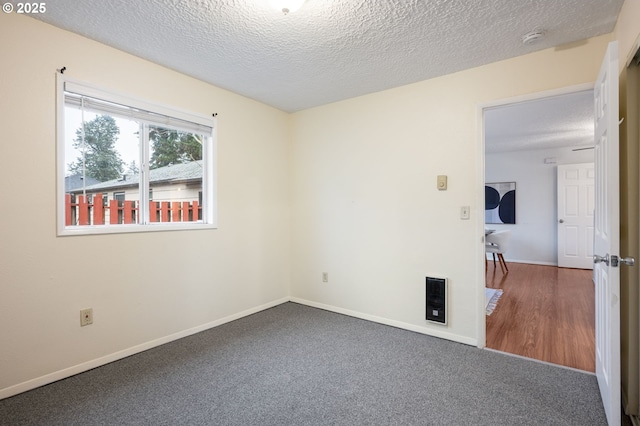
[290,297,478,346]
[483,347,597,375]
[0,296,481,400]
[479,83,594,111]
[205,123,218,227]
[56,72,67,236]
[58,222,217,236]
[625,33,640,68]
[484,256,559,267]
[504,259,558,267]
[63,78,214,131]
[476,99,487,349]
[0,297,289,400]
[139,123,151,224]
[476,82,596,350]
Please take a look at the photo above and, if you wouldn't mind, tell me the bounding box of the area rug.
[485,288,504,315]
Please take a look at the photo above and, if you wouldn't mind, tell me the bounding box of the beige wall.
[615,0,640,416]
[290,34,612,344]
[0,14,291,396]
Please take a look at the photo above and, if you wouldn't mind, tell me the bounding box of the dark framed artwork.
[485,182,516,224]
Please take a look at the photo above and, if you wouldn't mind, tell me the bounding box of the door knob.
[595,254,636,267]
[621,257,636,266]
[559,219,564,223]
[610,255,635,267]
[594,254,610,266]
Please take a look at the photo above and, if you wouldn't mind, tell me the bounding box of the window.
[57,75,217,235]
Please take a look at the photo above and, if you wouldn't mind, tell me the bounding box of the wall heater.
[426,277,447,324]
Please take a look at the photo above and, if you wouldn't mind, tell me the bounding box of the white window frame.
[57,74,217,236]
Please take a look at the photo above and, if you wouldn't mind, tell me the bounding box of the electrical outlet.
[322,272,328,283]
[80,308,93,327]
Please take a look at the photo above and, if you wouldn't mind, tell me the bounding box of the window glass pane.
[64,107,140,226]
[147,126,203,222]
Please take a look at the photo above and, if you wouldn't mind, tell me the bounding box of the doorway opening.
[482,87,596,371]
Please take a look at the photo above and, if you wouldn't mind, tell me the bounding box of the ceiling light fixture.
[522,30,545,45]
[269,0,306,15]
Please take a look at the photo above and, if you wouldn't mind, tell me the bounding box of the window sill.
[58,222,217,237]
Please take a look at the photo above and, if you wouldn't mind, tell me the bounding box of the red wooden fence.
[65,193,201,226]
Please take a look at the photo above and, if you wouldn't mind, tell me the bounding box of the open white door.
[594,41,621,426]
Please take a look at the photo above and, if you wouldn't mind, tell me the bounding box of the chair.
[485,230,511,273]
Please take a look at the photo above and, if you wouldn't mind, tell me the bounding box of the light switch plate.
[437,175,447,190]
[461,206,470,220]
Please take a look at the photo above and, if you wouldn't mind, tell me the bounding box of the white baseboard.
[507,259,557,266]
[483,348,595,375]
[290,297,477,347]
[0,297,289,401]
[2,296,479,400]
[485,256,557,267]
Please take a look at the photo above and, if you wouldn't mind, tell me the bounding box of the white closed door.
[557,163,595,269]
[594,41,621,426]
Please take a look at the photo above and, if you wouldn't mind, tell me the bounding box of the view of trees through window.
[64,108,204,227]
[68,115,125,182]
[149,128,203,169]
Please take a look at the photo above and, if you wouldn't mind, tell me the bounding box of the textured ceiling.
[33,0,623,113]
[485,90,595,153]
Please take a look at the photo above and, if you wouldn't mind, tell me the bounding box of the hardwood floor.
[485,262,595,372]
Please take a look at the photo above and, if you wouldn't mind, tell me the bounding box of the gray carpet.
[0,302,607,425]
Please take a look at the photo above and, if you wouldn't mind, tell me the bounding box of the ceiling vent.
[522,30,545,45]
